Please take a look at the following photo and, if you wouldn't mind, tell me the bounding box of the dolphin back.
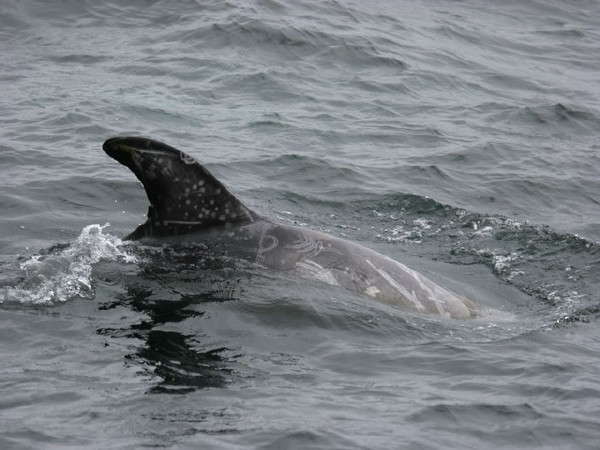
[103,136,255,239]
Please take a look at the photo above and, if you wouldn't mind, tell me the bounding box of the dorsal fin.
[103,136,256,239]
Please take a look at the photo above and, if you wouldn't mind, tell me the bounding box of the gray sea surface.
[1,0,600,449]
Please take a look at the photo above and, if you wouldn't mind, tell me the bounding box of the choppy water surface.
[1,1,600,448]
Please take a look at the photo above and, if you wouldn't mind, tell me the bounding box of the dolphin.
[103,137,481,319]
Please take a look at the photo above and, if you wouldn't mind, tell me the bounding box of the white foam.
[1,224,137,305]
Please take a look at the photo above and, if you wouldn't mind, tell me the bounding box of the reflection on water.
[136,329,231,394]
[97,253,245,393]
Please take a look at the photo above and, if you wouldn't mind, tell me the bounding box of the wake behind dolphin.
[103,137,481,319]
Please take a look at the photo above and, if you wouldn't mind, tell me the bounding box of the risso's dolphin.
[103,137,481,319]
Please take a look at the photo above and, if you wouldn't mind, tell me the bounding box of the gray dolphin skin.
[103,137,481,319]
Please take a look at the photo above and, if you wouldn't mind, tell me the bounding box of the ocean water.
[1,0,600,448]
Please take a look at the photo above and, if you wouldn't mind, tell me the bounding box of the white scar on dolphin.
[103,137,482,319]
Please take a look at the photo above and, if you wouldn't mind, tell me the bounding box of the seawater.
[1,1,600,449]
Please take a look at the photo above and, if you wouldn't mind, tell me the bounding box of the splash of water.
[1,224,137,305]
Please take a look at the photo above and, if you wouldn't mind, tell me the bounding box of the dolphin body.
[104,137,481,319]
